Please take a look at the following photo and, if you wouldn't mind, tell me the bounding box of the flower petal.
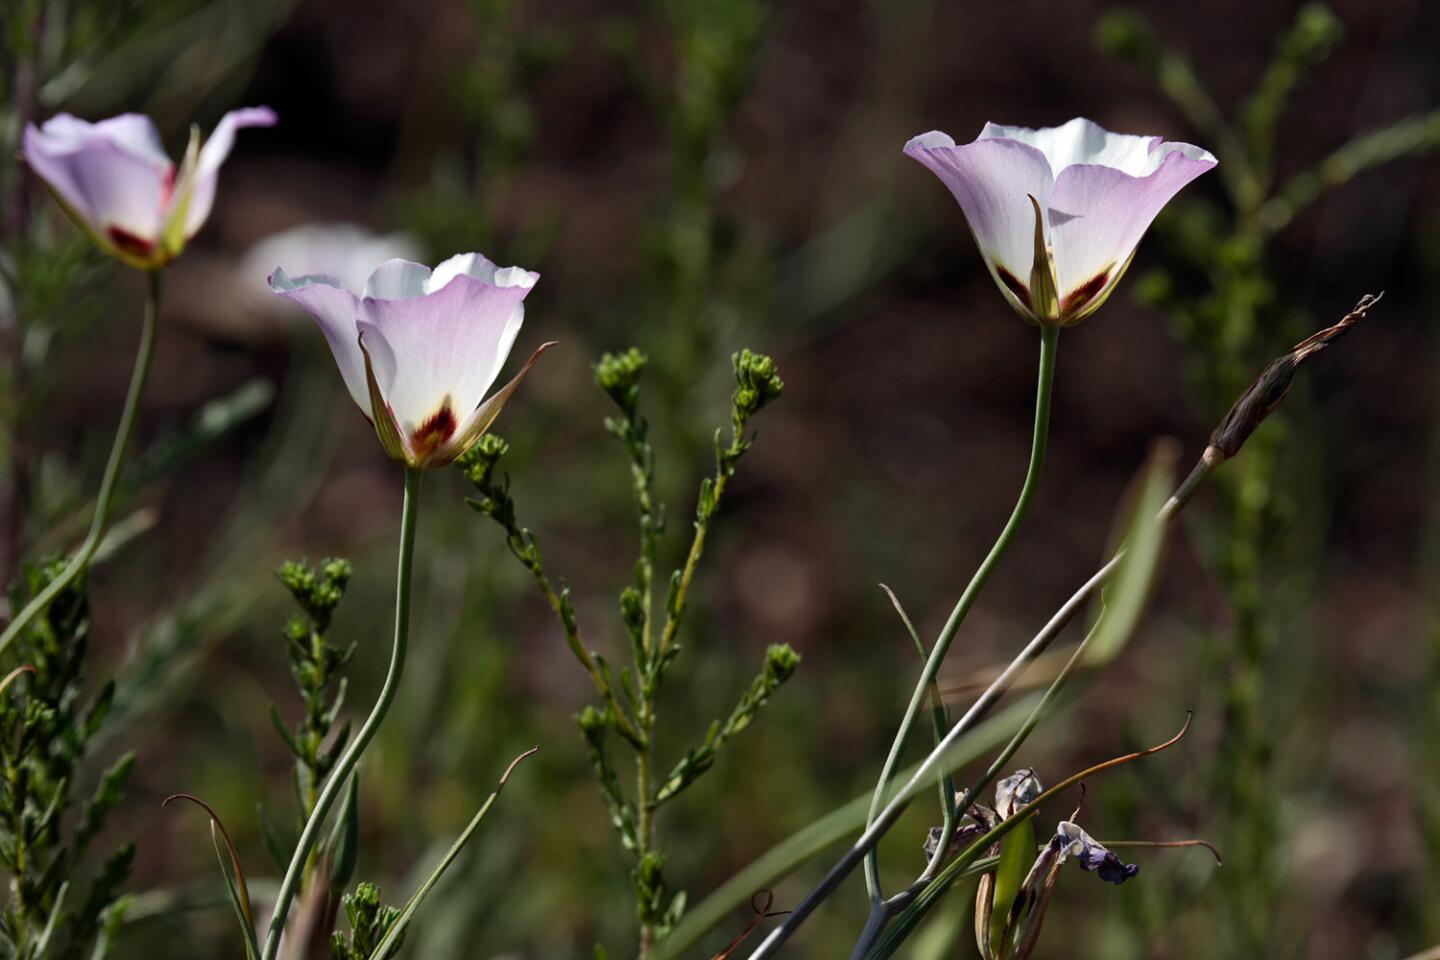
[427,251,540,294]
[1048,145,1216,320]
[181,107,277,239]
[363,258,433,299]
[994,769,1043,819]
[903,131,1055,317]
[427,340,555,467]
[269,268,369,416]
[23,113,173,256]
[981,117,1168,178]
[359,334,413,464]
[1055,821,1140,884]
[355,273,532,446]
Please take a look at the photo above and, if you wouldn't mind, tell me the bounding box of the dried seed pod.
[1208,293,1382,461]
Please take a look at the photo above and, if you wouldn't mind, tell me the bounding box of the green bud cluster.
[594,347,650,415]
[720,349,784,475]
[267,558,357,855]
[731,349,783,424]
[329,882,403,960]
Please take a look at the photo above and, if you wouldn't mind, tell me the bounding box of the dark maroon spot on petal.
[1061,267,1113,318]
[107,227,154,259]
[996,267,1032,312]
[410,403,458,460]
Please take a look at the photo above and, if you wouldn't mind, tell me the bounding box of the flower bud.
[732,349,784,420]
[594,348,649,414]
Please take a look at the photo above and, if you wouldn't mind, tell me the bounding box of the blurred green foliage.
[0,562,133,959]
[1098,5,1440,957]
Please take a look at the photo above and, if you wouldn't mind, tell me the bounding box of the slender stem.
[521,559,644,745]
[0,270,161,656]
[862,324,1058,902]
[877,584,956,891]
[656,469,728,664]
[261,468,423,960]
[745,449,1219,959]
[637,743,656,958]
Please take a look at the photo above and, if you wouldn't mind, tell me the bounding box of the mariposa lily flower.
[904,117,1216,325]
[23,108,276,270]
[271,254,551,469]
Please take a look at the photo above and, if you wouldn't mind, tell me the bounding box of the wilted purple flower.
[1055,821,1139,884]
[23,108,276,269]
[994,768,1042,818]
[904,117,1215,325]
[271,254,551,469]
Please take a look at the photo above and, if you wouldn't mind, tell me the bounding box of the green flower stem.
[0,269,161,657]
[522,560,644,745]
[636,470,728,958]
[637,747,656,957]
[262,468,423,960]
[655,469,727,666]
[861,323,1059,903]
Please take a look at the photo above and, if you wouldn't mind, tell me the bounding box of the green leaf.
[268,703,302,759]
[908,895,969,960]
[988,815,1035,954]
[1085,440,1177,665]
[164,795,258,959]
[327,773,361,892]
[212,821,260,960]
[33,879,68,957]
[363,748,538,960]
[256,803,293,874]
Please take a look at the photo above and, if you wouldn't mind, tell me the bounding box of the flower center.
[410,401,458,460]
[107,227,155,260]
[1061,265,1114,319]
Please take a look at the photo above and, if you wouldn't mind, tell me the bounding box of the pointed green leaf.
[327,773,361,891]
[1085,441,1177,664]
[988,815,1035,954]
[364,748,537,960]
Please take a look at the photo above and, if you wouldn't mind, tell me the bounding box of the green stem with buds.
[862,323,1058,902]
[262,468,423,960]
[0,270,161,657]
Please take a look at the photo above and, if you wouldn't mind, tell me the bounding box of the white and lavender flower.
[271,253,552,469]
[904,117,1216,325]
[23,108,276,269]
[242,223,423,312]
